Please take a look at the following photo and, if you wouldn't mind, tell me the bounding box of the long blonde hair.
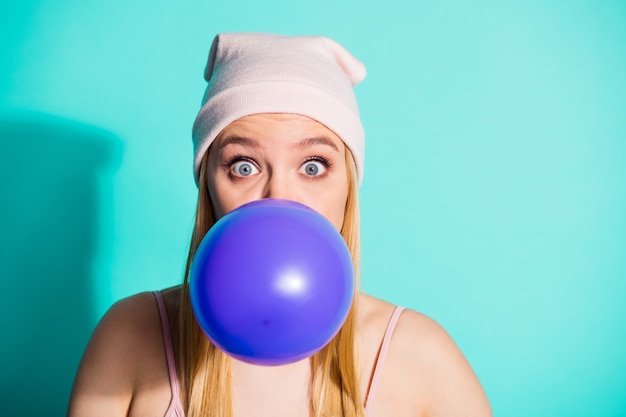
[178,146,365,417]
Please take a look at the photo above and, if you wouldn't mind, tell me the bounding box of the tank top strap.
[153,291,185,417]
[364,305,405,412]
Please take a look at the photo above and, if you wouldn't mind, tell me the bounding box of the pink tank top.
[154,291,185,417]
[153,291,404,417]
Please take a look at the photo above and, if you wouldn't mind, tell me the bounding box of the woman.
[68,32,492,417]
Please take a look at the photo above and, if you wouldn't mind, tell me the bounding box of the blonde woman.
[68,33,492,417]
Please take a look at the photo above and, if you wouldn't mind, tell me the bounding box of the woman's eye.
[231,161,259,177]
[300,160,326,177]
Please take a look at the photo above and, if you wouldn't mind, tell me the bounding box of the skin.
[68,114,492,417]
[206,113,350,230]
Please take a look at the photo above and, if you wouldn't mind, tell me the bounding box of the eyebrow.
[217,135,340,152]
[292,137,340,152]
[217,135,261,149]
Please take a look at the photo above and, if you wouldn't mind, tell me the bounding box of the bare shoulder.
[358,293,492,417]
[68,291,169,417]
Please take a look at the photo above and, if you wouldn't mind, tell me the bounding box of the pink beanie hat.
[191,32,367,186]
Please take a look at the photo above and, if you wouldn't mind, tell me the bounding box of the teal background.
[1,1,625,416]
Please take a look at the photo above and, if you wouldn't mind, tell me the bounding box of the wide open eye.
[299,160,327,177]
[231,160,259,177]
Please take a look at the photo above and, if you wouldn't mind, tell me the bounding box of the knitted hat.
[191,32,366,186]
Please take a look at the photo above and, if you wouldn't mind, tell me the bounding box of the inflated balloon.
[189,198,354,366]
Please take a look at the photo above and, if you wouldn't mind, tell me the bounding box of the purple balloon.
[190,198,354,366]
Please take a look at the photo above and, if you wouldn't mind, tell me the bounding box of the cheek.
[208,176,259,219]
[211,190,246,220]
[208,191,227,219]
[335,193,350,230]
[207,176,233,219]
[328,208,345,231]
[318,180,350,231]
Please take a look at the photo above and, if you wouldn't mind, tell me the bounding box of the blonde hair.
[178,146,365,417]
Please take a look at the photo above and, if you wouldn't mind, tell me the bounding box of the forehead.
[215,113,345,147]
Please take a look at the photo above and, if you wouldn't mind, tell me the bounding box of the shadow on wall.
[0,112,121,416]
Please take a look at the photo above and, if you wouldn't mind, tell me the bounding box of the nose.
[262,172,296,201]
